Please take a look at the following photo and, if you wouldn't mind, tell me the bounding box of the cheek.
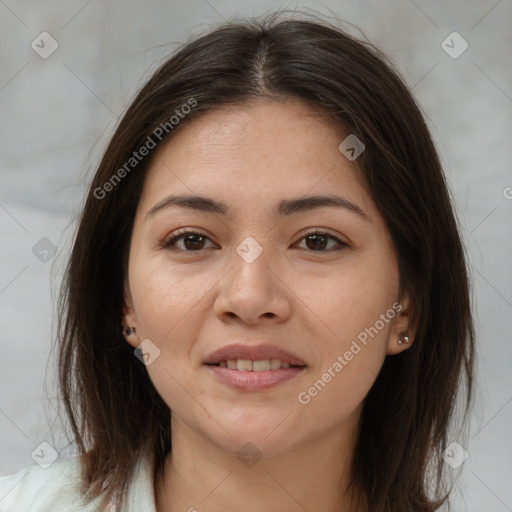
[296,359,379,436]
[297,293,393,424]
[127,263,207,404]
[132,265,201,409]
[299,261,396,406]
[131,258,210,339]
[306,261,397,345]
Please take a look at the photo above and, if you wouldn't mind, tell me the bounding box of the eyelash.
[160,228,348,253]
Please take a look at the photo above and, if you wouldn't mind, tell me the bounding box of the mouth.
[207,359,305,371]
[203,343,307,391]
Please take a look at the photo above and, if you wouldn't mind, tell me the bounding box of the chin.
[203,414,303,455]
[218,403,294,430]
[215,432,299,461]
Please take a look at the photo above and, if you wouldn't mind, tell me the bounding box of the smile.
[211,358,300,371]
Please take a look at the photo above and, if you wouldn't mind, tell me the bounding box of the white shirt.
[0,453,157,511]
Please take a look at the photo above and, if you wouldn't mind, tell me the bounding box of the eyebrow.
[145,194,371,222]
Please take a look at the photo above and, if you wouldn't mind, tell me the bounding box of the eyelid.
[295,227,349,244]
[159,227,214,249]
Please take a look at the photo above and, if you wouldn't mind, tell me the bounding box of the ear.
[386,291,418,355]
[122,279,140,349]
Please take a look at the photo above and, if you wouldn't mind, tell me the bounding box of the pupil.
[306,234,327,250]
[184,234,204,250]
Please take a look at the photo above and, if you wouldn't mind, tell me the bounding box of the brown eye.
[304,233,329,251]
[162,230,214,251]
[296,231,347,252]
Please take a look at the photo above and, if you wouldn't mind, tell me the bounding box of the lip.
[207,365,306,391]
[203,343,307,392]
[203,343,307,366]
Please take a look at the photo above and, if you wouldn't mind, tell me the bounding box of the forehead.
[152,100,342,164]
[137,99,373,219]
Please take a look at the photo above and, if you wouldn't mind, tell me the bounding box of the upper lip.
[204,343,307,366]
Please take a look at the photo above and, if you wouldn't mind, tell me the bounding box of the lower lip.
[206,365,306,391]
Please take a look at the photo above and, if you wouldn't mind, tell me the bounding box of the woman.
[0,12,475,512]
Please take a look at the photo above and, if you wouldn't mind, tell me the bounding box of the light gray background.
[1,1,511,510]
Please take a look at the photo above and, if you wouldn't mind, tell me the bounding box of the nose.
[213,238,292,325]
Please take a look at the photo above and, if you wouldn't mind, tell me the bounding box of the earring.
[397,332,410,345]
[124,326,136,336]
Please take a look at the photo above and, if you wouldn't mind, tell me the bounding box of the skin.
[122,99,416,512]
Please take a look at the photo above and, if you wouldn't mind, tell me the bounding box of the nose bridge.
[230,234,275,290]
[215,233,290,322]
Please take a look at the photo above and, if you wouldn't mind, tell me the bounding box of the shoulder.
[0,456,105,512]
[0,451,157,512]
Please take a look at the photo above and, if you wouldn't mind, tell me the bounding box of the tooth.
[269,359,282,370]
[219,359,293,370]
[253,359,270,371]
[237,359,253,371]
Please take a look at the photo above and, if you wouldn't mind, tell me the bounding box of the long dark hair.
[55,11,475,511]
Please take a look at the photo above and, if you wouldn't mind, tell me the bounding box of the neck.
[155,413,364,512]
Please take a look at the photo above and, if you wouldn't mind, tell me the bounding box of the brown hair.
[55,11,475,511]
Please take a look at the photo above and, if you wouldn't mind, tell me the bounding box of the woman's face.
[123,99,413,457]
